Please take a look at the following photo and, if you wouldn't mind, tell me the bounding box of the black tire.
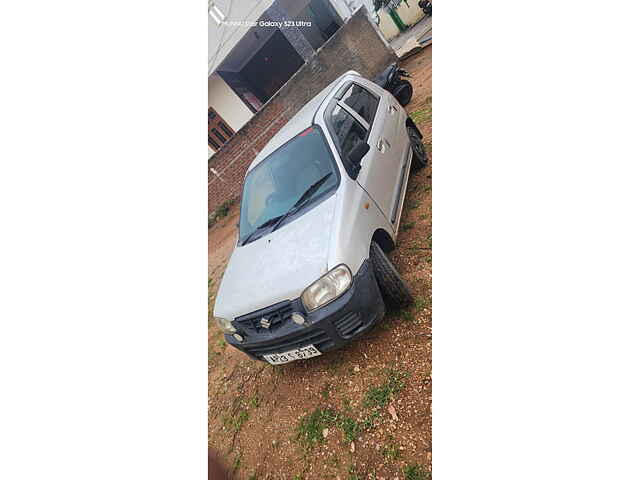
[393,80,413,106]
[408,125,429,171]
[370,242,414,308]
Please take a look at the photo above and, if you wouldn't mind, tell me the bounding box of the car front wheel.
[370,241,414,308]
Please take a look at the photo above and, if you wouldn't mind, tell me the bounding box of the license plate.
[263,345,322,365]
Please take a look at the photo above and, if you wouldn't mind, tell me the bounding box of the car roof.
[246,70,360,172]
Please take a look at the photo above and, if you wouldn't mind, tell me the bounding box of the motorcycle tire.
[393,80,413,107]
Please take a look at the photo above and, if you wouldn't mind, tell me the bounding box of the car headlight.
[214,316,236,334]
[302,264,352,312]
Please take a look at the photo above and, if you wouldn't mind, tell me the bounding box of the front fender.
[327,181,395,275]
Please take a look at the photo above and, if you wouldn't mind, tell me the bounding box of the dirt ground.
[209,45,432,480]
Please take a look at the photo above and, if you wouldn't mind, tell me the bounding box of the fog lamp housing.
[291,312,305,325]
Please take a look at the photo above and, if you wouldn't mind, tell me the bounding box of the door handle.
[388,105,397,114]
[377,138,390,152]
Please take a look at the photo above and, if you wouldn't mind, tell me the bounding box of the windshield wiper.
[240,216,282,246]
[269,173,332,233]
[240,174,333,246]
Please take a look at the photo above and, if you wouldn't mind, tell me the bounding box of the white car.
[213,70,428,365]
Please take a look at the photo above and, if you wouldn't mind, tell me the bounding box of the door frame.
[208,107,235,152]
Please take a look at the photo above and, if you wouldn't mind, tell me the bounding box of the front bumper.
[225,260,386,361]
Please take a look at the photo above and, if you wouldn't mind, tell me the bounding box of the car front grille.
[244,328,334,358]
[235,300,293,333]
[334,312,364,338]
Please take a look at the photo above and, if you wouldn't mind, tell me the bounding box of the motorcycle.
[419,0,432,17]
[373,62,413,107]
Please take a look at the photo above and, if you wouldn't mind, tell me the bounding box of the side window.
[342,83,379,125]
[328,105,367,159]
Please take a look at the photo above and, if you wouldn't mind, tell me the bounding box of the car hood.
[214,197,336,320]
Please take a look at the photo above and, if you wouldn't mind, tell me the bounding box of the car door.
[328,80,404,220]
[360,80,412,225]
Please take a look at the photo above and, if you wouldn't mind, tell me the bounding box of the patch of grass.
[320,382,332,400]
[339,416,360,443]
[208,199,234,228]
[403,463,430,480]
[407,199,420,209]
[383,443,402,461]
[409,104,432,125]
[224,410,249,432]
[216,339,226,349]
[249,394,261,409]
[419,214,428,221]
[232,455,242,475]
[415,296,430,311]
[297,407,371,447]
[298,398,393,451]
[208,349,220,363]
[216,200,232,218]
[363,369,409,410]
[400,309,413,322]
[293,475,303,480]
[347,464,360,480]
[296,408,338,450]
[248,474,257,480]
[342,398,354,414]
[361,411,380,430]
[400,222,415,232]
[234,410,249,431]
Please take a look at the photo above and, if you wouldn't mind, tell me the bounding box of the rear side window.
[342,84,379,125]
[328,105,367,159]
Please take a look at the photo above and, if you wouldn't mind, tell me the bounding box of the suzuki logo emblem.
[260,317,271,329]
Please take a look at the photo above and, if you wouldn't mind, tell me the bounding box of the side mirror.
[347,141,370,178]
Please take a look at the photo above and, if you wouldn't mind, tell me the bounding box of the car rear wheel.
[408,125,429,171]
[370,242,414,308]
[393,80,413,106]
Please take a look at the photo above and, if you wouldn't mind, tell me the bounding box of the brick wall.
[208,7,397,213]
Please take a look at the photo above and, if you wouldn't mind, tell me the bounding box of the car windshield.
[239,126,339,244]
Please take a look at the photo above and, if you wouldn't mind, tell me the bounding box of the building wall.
[208,7,396,213]
[395,0,425,27]
[376,0,426,40]
[377,9,401,39]
[326,0,353,20]
[208,0,273,75]
[330,0,376,20]
[208,74,253,132]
